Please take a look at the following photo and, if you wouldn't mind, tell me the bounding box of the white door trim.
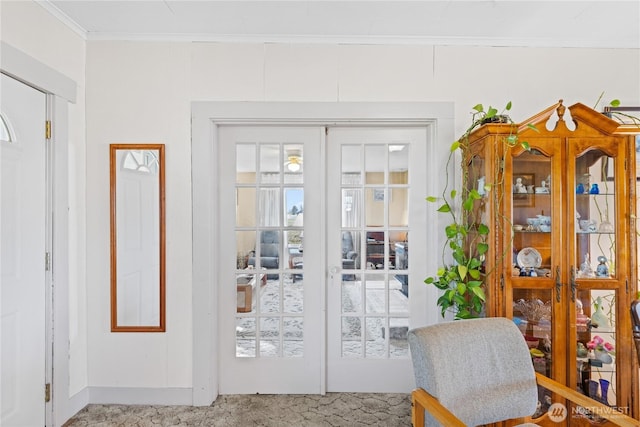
[191,101,454,405]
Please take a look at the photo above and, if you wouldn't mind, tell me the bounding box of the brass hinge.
[45,383,51,402]
[45,252,51,271]
[45,120,51,140]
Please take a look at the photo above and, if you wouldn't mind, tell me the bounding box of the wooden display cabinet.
[464,100,639,425]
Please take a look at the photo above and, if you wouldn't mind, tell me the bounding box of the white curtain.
[341,185,362,260]
[259,188,280,226]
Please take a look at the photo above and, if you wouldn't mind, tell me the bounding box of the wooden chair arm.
[411,388,465,427]
[535,373,639,427]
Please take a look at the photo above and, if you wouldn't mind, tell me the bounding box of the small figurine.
[579,254,595,278]
[577,342,588,357]
[515,177,527,194]
[591,296,610,328]
[576,183,585,194]
[596,256,609,278]
[477,176,486,195]
[576,299,590,332]
[589,183,600,194]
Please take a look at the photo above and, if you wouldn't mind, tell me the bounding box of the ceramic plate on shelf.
[517,247,542,269]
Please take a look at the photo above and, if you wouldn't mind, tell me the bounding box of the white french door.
[218,126,324,394]
[1,74,49,425]
[326,127,428,392]
[217,125,429,394]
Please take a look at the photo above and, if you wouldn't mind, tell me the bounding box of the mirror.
[110,144,165,332]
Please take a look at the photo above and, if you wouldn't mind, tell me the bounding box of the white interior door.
[1,74,48,425]
[326,127,428,392]
[217,124,429,394]
[218,126,324,394]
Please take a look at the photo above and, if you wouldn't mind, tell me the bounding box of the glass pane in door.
[575,289,617,410]
[512,149,553,278]
[574,151,615,279]
[339,142,410,358]
[513,288,553,419]
[235,143,305,358]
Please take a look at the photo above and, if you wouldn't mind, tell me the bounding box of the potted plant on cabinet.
[425,102,536,319]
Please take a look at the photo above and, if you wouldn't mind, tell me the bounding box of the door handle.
[570,266,577,302]
[329,266,339,280]
[555,266,562,303]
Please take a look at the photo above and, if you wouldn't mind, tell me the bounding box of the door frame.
[191,101,454,405]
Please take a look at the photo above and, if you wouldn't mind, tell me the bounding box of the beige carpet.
[63,393,411,426]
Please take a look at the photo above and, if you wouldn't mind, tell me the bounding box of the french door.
[217,125,428,394]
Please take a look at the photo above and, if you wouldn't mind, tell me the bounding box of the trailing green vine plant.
[425,102,537,319]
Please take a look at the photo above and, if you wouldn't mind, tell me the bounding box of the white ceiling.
[39,1,640,48]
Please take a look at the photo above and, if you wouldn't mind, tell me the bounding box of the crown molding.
[35,0,88,40]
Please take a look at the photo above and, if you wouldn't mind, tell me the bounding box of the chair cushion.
[408,317,538,426]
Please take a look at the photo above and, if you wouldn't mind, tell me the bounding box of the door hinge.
[45,252,51,271]
[45,120,51,140]
[45,383,51,402]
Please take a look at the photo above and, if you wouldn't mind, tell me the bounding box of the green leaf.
[424,277,434,284]
[468,269,481,279]
[470,286,486,301]
[426,196,437,203]
[450,141,461,152]
[457,265,468,280]
[487,107,498,118]
[452,253,464,266]
[520,141,531,151]
[445,224,458,239]
[469,189,482,200]
[437,267,445,276]
[477,223,490,235]
[506,135,517,145]
[437,203,451,213]
[505,101,512,111]
[527,123,540,133]
[450,189,457,199]
[456,281,467,295]
[456,309,472,320]
[467,280,483,288]
[477,242,489,255]
[472,104,484,113]
[610,99,621,107]
[462,197,474,211]
[468,258,482,269]
[445,289,456,302]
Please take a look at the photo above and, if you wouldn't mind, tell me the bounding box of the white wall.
[3,0,640,410]
[85,40,639,393]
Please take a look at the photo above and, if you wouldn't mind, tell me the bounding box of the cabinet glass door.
[573,150,616,280]
[511,149,554,278]
[570,147,622,419]
[509,146,558,419]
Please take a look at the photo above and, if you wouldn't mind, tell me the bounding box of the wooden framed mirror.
[110,143,165,332]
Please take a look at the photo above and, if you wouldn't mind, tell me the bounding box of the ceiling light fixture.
[286,154,302,172]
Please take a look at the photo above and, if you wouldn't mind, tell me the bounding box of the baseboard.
[88,386,194,406]
[62,388,90,426]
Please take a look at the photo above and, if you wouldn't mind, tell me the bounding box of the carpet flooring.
[63,393,412,426]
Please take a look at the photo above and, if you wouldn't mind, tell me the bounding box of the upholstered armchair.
[247,230,279,277]
[341,231,359,280]
[408,317,636,427]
